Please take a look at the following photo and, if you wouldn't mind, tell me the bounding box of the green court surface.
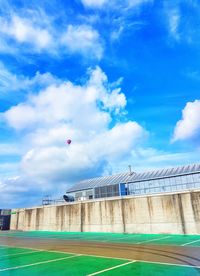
[0,246,199,276]
[1,231,200,247]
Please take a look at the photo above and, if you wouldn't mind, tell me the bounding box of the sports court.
[0,231,200,275]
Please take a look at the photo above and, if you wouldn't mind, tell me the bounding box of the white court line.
[87,261,136,275]
[0,235,115,244]
[111,234,141,241]
[0,244,131,261]
[137,260,200,269]
[0,254,82,272]
[0,234,140,243]
[90,235,141,243]
[1,250,44,258]
[136,236,171,244]
[1,244,200,270]
[0,235,111,243]
[181,239,200,246]
[85,237,135,243]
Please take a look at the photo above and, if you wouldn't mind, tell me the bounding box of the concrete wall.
[10,190,200,234]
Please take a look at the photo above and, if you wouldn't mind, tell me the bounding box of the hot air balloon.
[66,139,71,145]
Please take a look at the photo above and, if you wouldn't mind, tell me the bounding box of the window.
[75,192,83,200]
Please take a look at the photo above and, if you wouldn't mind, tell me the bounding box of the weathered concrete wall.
[10,190,200,234]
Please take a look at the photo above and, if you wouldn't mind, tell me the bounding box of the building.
[65,163,200,201]
[0,209,11,230]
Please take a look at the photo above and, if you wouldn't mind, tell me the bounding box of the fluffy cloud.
[165,2,200,45]
[62,25,103,59]
[0,143,21,156]
[168,9,180,40]
[128,0,153,7]
[1,67,147,207]
[81,0,107,9]
[0,62,60,93]
[0,15,53,51]
[81,0,153,9]
[4,67,126,130]
[172,100,200,142]
[0,176,46,208]
[20,121,145,182]
[0,13,103,59]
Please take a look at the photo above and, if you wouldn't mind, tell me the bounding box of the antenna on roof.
[128,165,133,175]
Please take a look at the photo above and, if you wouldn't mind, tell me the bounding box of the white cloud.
[4,67,125,130]
[0,162,19,176]
[0,180,6,190]
[0,176,45,208]
[0,12,103,59]
[0,62,59,93]
[168,8,180,40]
[0,15,53,51]
[111,26,124,41]
[185,70,200,81]
[164,2,200,45]
[20,121,145,183]
[81,0,153,9]
[0,143,21,155]
[61,25,103,59]
[128,0,153,7]
[81,0,107,8]
[1,67,147,207]
[172,100,200,142]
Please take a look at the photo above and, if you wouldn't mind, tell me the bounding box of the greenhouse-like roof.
[66,172,130,193]
[66,163,200,193]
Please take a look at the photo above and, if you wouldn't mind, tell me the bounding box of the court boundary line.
[136,259,200,269]
[0,250,44,258]
[87,261,136,275]
[0,244,132,261]
[0,244,200,269]
[136,236,171,244]
[0,235,127,243]
[105,234,141,241]
[0,254,82,272]
[82,235,142,243]
[1,233,200,248]
[181,239,200,246]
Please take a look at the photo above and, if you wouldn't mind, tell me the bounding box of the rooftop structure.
[0,209,11,230]
[65,163,200,201]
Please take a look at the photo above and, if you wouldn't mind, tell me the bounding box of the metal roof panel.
[66,163,200,192]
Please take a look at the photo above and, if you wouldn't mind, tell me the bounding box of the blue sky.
[0,0,200,208]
